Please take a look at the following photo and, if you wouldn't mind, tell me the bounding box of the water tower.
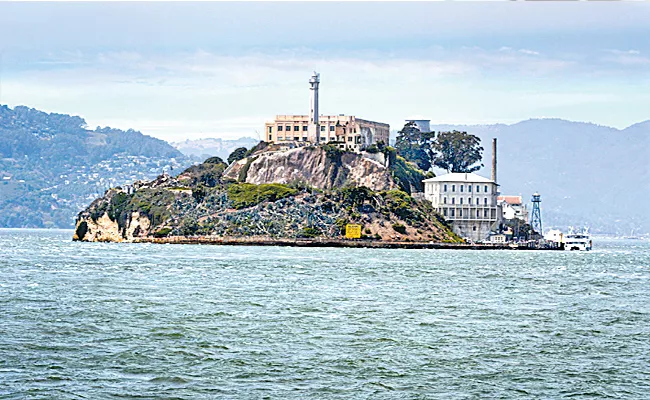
[530,192,542,235]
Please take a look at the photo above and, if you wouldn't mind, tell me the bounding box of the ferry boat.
[563,228,592,251]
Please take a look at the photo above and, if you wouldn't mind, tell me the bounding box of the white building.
[498,195,529,222]
[423,172,501,242]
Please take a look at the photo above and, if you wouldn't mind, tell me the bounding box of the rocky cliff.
[223,146,395,192]
[73,146,458,244]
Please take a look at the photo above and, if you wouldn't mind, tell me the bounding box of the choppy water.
[1,229,649,399]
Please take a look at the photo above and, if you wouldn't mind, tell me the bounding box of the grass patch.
[153,227,172,238]
[227,183,298,209]
[298,226,322,238]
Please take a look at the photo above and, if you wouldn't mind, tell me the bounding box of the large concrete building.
[265,72,390,152]
[423,173,501,242]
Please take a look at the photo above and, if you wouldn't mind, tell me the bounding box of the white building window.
[444,184,448,192]
[443,197,447,204]
[484,198,488,205]
[460,185,464,193]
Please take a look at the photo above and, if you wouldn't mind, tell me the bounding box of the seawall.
[131,236,562,250]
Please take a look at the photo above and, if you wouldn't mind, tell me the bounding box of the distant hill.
[427,119,650,234]
[0,105,192,228]
[172,137,260,161]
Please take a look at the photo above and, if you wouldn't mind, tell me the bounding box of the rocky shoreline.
[129,236,563,250]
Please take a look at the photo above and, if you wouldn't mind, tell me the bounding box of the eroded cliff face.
[223,147,395,191]
[73,211,151,242]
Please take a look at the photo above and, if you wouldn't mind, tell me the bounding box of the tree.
[432,131,483,173]
[394,122,435,171]
[227,147,248,165]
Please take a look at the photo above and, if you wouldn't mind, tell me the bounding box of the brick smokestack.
[491,138,497,183]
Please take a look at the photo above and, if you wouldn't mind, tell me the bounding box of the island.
[72,142,469,247]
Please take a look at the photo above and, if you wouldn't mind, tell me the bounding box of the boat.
[563,227,592,251]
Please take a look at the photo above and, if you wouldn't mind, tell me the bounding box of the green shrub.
[392,223,407,234]
[340,186,374,208]
[227,183,298,209]
[389,155,425,194]
[238,156,258,182]
[178,218,199,236]
[204,156,226,165]
[107,192,131,221]
[335,218,348,235]
[299,226,322,238]
[153,227,172,238]
[192,185,207,202]
[382,190,417,221]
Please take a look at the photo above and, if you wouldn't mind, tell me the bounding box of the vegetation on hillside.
[382,146,430,194]
[394,121,436,171]
[0,104,191,228]
[394,122,484,173]
[226,183,298,209]
[227,147,248,164]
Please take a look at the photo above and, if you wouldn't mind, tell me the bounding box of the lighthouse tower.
[308,71,320,143]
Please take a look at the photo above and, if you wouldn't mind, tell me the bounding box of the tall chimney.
[491,138,497,183]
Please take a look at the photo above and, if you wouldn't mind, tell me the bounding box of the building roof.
[423,172,495,184]
[498,195,523,205]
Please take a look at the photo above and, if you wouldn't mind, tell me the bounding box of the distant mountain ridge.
[0,105,183,161]
[427,118,650,234]
[0,105,191,228]
[172,137,260,161]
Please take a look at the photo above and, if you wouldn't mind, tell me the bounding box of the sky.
[1,2,650,141]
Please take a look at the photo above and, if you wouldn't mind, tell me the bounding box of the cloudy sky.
[1,2,650,141]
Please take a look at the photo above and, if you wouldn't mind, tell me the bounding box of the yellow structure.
[265,115,389,152]
[345,224,362,239]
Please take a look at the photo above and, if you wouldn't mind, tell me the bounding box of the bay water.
[1,229,649,398]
